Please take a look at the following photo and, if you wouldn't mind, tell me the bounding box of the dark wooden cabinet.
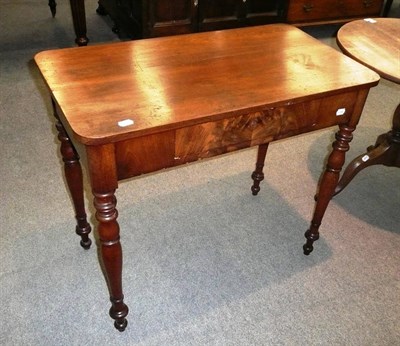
[142,1,197,37]
[198,0,285,31]
[287,0,384,24]
[97,0,384,39]
[197,0,245,32]
[98,0,286,38]
[97,0,142,38]
[244,0,286,26]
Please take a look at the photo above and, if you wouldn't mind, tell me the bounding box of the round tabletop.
[337,18,400,84]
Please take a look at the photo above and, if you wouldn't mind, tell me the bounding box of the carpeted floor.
[1,1,399,345]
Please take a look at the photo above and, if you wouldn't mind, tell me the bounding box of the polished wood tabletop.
[35,24,379,331]
[36,25,379,145]
[337,18,400,83]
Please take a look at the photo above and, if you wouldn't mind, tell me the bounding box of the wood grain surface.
[35,24,379,145]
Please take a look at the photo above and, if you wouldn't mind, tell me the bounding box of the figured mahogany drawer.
[115,91,357,180]
[287,0,384,23]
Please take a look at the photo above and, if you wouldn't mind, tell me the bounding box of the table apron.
[115,90,358,180]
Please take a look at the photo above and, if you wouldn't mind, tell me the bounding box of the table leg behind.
[69,0,89,46]
[251,143,269,195]
[86,144,129,331]
[48,0,57,17]
[52,100,92,249]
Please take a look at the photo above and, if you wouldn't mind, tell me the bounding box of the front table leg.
[86,144,128,331]
[93,191,129,331]
[304,124,355,255]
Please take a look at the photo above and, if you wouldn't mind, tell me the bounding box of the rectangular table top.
[35,24,379,145]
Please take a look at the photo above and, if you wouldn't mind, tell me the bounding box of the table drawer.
[287,0,383,23]
[115,91,358,180]
[175,91,357,162]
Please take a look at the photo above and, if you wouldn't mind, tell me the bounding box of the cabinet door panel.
[198,0,246,31]
[245,0,286,25]
[99,0,142,38]
[144,0,197,37]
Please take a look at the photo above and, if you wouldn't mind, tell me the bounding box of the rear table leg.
[251,143,269,196]
[48,0,56,17]
[52,99,92,249]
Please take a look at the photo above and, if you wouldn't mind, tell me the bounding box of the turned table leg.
[93,190,129,331]
[304,124,356,255]
[53,100,92,249]
[86,145,129,331]
[251,143,269,196]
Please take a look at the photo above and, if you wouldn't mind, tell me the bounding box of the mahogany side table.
[333,18,400,196]
[35,24,379,330]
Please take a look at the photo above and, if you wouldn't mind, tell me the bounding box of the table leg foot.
[303,244,313,255]
[75,37,89,46]
[114,319,128,332]
[110,297,129,332]
[78,223,92,249]
[303,227,320,255]
[251,143,269,195]
[112,25,120,35]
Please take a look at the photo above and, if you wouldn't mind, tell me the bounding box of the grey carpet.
[1,1,399,345]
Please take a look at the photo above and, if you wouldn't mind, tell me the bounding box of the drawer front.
[115,131,176,179]
[175,91,357,162]
[287,0,383,23]
[115,91,358,180]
